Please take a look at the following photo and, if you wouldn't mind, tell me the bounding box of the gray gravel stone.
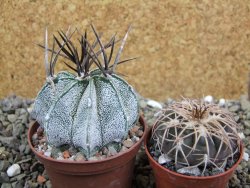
[123,139,134,148]
[75,152,86,161]
[1,124,13,137]
[18,144,26,153]
[240,95,250,111]
[12,123,25,137]
[0,115,5,123]
[10,173,26,181]
[0,183,12,188]
[121,146,128,152]
[230,174,241,187]
[18,114,28,124]
[0,160,9,172]
[1,99,12,113]
[229,105,241,112]
[24,145,31,155]
[0,136,18,148]
[1,121,9,127]
[107,146,118,156]
[139,99,147,109]
[247,160,250,171]
[245,129,250,136]
[244,121,250,128]
[136,174,149,187]
[7,114,17,123]
[11,181,24,188]
[45,180,52,188]
[0,172,10,183]
[246,112,250,120]
[234,115,240,122]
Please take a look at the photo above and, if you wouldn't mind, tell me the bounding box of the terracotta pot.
[28,116,147,188]
[145,128,244,188]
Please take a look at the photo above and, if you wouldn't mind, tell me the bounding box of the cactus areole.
[32,25,139,158]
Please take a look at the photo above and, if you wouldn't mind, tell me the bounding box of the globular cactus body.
[32,25,139,158]
[32,71,138,157]
[152,99,240,175]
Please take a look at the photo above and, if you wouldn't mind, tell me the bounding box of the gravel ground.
[0,95,249,188]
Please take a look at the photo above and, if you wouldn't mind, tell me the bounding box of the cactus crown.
[152,99,241,176]
[39,24,135,79]
[32,24,139,158]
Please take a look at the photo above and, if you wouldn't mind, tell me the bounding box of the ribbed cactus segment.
[152,99,240,175]
[32,71,76,127]
[32,71,139,157]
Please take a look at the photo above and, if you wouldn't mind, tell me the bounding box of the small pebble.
[134,136,140,142]
[177,166,201,176]
[147,100,163,109]
[27,104,34,114]
[158,154,171,164]
[44,151,51,157]
[7,164,21,177]
[1,183,12,188]
[120,146,128,152]
[45,180,52,188]
[218,98,226,106]
[229,105,241,112]
[56,156,64,160]
[101,147,109,155]
[75,152,86,161]
[68,156,75,161]
[88,156,101,161]
[37,175,46,184]
[37,126,44,137]
[0,160,10,171]
[204,95,213,103]
[63,150,70,159]
[107,146,118,156]
[32,133,38,141]
[131,125,140,133]
[18,145,26,153]
[243,152,249,161]
[246,112,250,120]
[123,139,134,148]
[238,132,245,139]
[7,114,17,123]
[136,130,144,137]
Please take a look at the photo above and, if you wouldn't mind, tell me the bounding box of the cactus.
[32,25,139,158]
[152,99,241,176]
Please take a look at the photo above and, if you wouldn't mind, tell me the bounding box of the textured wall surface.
[1,0,250,101]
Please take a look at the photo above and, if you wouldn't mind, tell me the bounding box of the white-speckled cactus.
[32,25,139,157]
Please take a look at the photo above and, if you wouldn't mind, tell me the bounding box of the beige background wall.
[0,0,250,101]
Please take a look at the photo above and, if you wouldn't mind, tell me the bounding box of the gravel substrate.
[0,94,249,188]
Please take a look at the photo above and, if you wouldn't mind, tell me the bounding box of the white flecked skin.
[32,71,139,157]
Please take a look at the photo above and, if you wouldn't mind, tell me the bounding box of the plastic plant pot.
[144,128,243,188]
[28,116,147,188]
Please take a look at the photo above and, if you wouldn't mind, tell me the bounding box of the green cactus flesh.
[152,99,240,175]
[32,71,139,158]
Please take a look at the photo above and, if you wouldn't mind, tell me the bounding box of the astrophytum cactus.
[32,25,139,158]
[152,99,241,176]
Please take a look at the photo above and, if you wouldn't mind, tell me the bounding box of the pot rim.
[144,128,244,180]
[28,115,147,165]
